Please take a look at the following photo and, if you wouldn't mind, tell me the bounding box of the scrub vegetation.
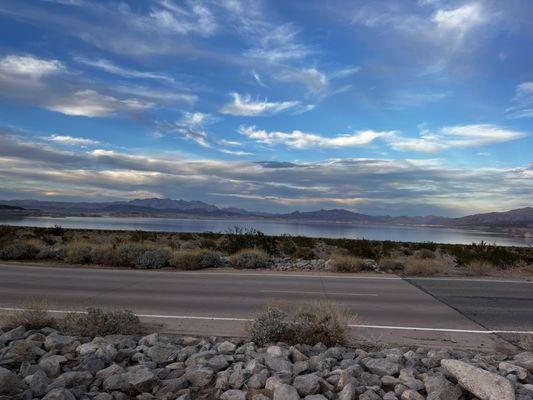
[0,225,531,276]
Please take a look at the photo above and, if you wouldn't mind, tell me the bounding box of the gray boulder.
[273,384,300,400]
[44,333,78,352]
[0,326,26,342]
[29,369,50,396]
[514,352,533,373]
[217,341,237,354]
[42,388,76,400]
[146,343,179,364]
[39,355,68,378]
[441,359,515,400]
[424,374,462,400]
[220,389,247,400]
[0,366,19,395]
[294,373,322,396]
[184,365,214,386]
[363,358,400,377]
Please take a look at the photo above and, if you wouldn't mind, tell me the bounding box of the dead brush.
[0,298,57,330]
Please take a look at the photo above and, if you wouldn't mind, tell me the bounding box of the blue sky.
[0,0,532,216]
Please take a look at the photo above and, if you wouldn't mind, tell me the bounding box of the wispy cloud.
[45,89,154,118]
[219,93,312,116]
[74,57,175,83]
[507,82,533,119]
[160,111,215,148]
[45,134,100,146]
[239,125,389,148]
[387,124,528,153]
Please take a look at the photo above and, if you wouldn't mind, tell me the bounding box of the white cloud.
[239,125,389,149]
[507,81,533,119]
[46,134,100,146]
[164,111,215,148]
[275,68,328,94]
[219,93,310,116]
[220,149,252,156]
[387,124,527,153]
[433,3,485,38]
[149,0,217,36]
[45,89,153,117]
[0,55,64,79]
[74,57,174,82]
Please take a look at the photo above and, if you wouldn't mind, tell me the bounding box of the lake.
[1,215,531,247]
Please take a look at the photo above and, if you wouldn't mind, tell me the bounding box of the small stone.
[0,326,26,342]
[217,341,237,354]
[39,355,68,378]
[401,390,424,400]
[514,352,533,373]
[363,358,400,377]
[294,373,321,396]
[0,366,19,395]
[42,388,76,400]
[499,361,528,380]
[185,365,214,386]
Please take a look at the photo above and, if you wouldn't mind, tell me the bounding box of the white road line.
[261,290,378,297]
[1,307,531,335]
[408,277,532,284]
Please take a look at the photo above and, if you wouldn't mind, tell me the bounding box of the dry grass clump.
[61,308,141,337]
[247,300,356,346]
[64,241,94,264]
[521,264,533,275]
[0,299,57,330]
[464,260,494,276]
[415,249,436,259]
[403,256,448,275]
[230,248,269,269]
[172,249,225,270]
[378,257,405,272]
[328,254,368,273]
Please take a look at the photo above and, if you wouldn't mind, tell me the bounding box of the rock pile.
[1,325,532,400]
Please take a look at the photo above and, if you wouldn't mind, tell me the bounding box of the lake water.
[1,215,531,247]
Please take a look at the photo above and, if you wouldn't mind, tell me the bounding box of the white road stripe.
[1,307,531,335]
[408,277,532,284]
[261,290,378,297]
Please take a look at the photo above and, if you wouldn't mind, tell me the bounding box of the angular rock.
[363,358,400,377]
[424,374,462,400]
[0,366,19,395]
[217,341,237,354]
[294,373,322,396]
[401,390,424,400]
[220,389,247,400]
[273,384,300,400]
[42,388,76,400]
[29,369,50,396]
[184,365,214,386]
[499,362,528,380]
[513,352,533,373]
[0,326,25,342]
[146,343,179,364]
[441,359,515,400]
[39,355,68,378]
[44,333,77,352]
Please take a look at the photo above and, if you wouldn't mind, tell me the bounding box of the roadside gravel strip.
[0,263,531,351]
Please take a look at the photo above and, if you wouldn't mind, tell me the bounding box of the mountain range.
[0,198,532,235]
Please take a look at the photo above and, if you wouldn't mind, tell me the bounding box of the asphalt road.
[0,263,531,350]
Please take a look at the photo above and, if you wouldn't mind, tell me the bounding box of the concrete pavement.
[0,263,531,351]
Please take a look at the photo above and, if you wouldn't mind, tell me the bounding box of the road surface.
[0,262,531,351]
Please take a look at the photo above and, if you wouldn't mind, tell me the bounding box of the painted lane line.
[261,290,378,297]
[1,307,531,335]
[349,324,533,335]
[408,277,533,284]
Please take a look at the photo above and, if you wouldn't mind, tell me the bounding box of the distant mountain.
[0,198,531,233]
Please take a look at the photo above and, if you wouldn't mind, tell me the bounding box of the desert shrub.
[222,227,277,254]
[0,240,38,260]
[134,248,171,269]
[416,249,436,259]
[47,225,65,236]
[61,308,140,336]
[248,306,288,346]
[36,246,64,260]
[247,301,354,346]
[115,242,146,267]
[328,254,367,272]
[65,242,93,264]
[230,248,270,269]
[90,245,116,265]
[293,246,315,260]
[129,230,157,243]
[464,260,493,276]
[522,264,533,275]
[446,241,521,268]
[403,257,448,275]
[172,249,224,270]
[198,237,217,249]
[379,257,405,271]
[284,300,354,346]
[278,236,297,255]
[0,299,56,329]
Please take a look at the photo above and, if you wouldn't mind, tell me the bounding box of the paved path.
[0,263,530,351]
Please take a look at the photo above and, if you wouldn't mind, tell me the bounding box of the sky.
[0,0,532,216]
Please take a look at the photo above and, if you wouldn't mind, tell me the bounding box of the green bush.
[248,306,287,346]
[230,248,270,269]
[0,241,38,260]
[379,257,405,271]
[293,246,315,260]
[222,227,277,254]
[129,230,157,243]
[135,248,171,269]
[115,243,146,267]
[416,249,436,259]
[90,245,116,265]
[61,308,141,336]
[36,246,64,260]
[173,249,226,270]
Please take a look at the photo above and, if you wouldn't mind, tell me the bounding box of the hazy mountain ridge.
[0,199,531,232]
